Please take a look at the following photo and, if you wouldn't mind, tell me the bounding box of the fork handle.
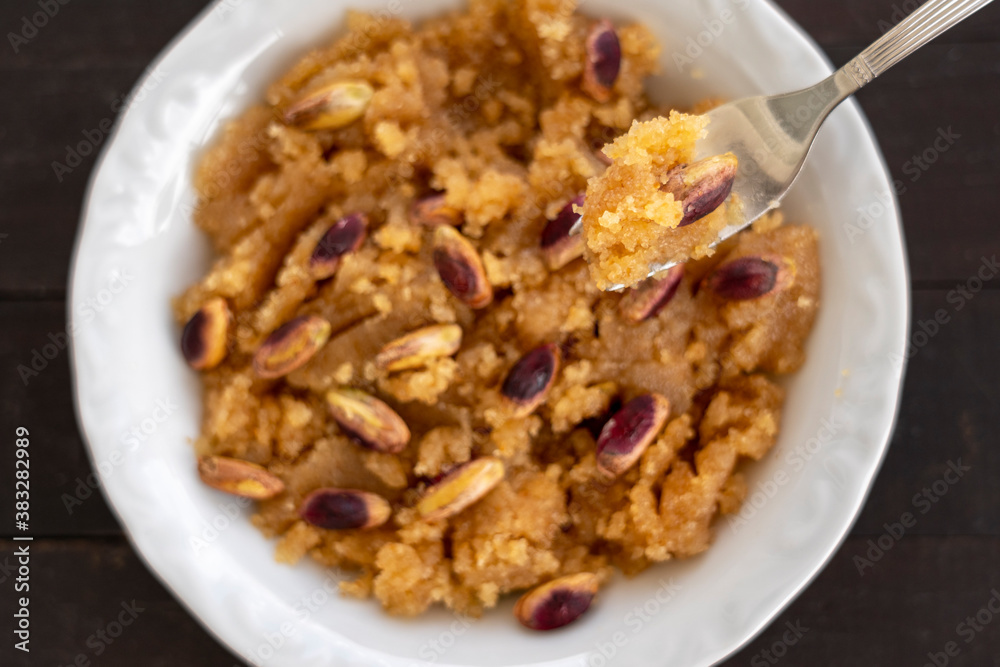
[843,0,994,88]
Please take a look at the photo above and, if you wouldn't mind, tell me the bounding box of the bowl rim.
[67,0,911,665]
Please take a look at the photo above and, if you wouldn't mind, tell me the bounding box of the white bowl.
[69,0,909,665]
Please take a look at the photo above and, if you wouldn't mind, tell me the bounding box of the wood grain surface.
[0,0,998,665]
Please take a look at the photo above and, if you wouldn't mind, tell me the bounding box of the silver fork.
[611,0,994,290]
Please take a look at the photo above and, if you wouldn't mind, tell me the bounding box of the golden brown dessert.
[580,113,740,290]
[174,0,820,626]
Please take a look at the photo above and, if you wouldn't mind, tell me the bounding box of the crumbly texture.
[175,0,821,618]
[581,112,737,289]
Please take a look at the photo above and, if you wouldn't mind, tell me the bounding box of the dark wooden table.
[1,1,998,665]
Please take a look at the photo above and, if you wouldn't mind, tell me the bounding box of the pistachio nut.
[417,457,505,521]
[283,80,374,131]
[582,20,621,103]
[432,226,493,309]
[197,455,284,499]
[595,393,670,477]
[514,573,600,630]
[253,315,332,379]
[375,324,463,373]
[501,343,562,418]
[299,487,392,530]
[326,388,411,454]
[181,297,230,370]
